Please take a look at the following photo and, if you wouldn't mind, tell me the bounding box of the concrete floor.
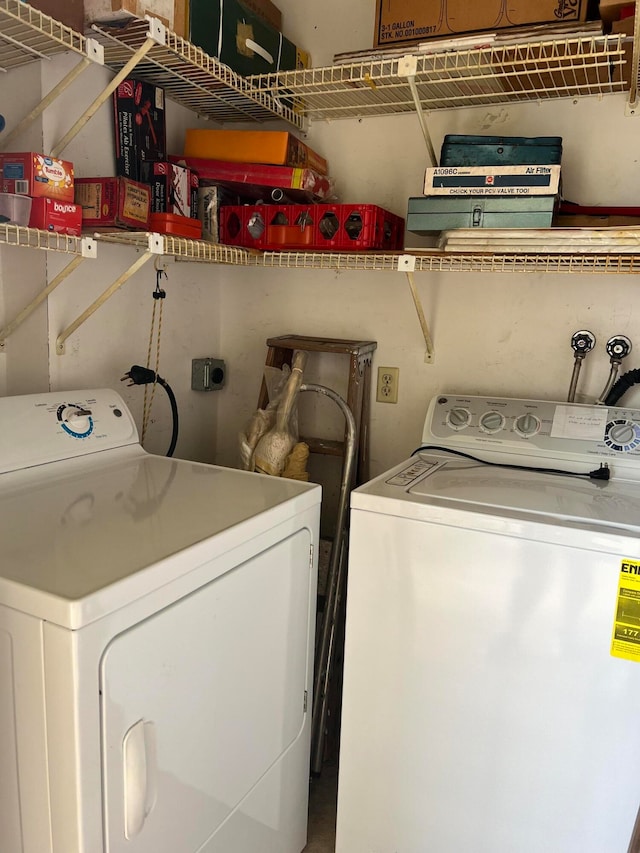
[304,763,338,853]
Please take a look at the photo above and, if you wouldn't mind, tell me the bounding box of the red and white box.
[75,177,150,230]
[29,198,82,236]
[140,161,196,217]
[0,152,74,202]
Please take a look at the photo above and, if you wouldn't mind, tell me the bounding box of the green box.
[189,0,308,77]
[407,195,557,233]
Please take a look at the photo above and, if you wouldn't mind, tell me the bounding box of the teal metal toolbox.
[407,195,557,233]
[440,135,563,167]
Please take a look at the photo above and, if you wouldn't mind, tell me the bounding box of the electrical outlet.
[376,367,399,404]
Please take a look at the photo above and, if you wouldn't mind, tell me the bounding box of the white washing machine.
[0,388,321,853]
[337,392,640,853]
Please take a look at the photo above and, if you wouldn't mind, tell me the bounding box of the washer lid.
[0,448,320,628]
[352,454,640,540]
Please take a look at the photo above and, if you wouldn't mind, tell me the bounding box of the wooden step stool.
[257,335,377,485]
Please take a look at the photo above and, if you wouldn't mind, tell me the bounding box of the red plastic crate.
[219,203,405,251]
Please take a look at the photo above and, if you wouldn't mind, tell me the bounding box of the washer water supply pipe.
[301,383,357,778]
[596,336,633,404]
[567,330,595,403]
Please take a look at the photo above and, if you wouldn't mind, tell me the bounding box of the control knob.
[446,407,471,431]
[514,413,540,438]
[479,410,505,434]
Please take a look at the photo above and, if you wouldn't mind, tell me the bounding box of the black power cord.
[122,365,179,457]
[411,445,610,482]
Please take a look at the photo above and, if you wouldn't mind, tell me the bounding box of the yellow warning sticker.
[611,559,640,662]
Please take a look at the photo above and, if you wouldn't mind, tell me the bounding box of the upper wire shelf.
[0,0,301,127]
[251,35,629,119]
[88,17,303,128]
[0,0,86,70]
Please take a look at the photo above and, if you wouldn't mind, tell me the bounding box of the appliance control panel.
[0,389,139,474]
[424,394,640,465]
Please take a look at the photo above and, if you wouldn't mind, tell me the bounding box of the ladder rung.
[302,436,345,457]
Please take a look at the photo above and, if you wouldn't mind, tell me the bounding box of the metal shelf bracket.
[0,237,96,349]
[50,19,165,158]
[1,39,104,150]
[56,234,162,355]
[397,54,437,165]
[626,14,640,115]
[398,257,434,364]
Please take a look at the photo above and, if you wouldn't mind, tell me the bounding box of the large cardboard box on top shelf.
[373,0,589,48]
[85,0,188,37]
[189,0,309,77]
[28,1,84,33]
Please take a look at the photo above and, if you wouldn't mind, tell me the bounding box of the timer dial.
[57,403,94,439]
[605,419,640,452]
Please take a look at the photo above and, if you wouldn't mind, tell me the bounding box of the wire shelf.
[94,231,255,264]
[254,249,640,274]
[0,0,86,71]
[0,223,88,253]
[251,36,628,119]
[89,18,302,128]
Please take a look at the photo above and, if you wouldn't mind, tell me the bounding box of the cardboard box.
[75,177,150,229]
[183,130,328,175]
[140,161,195,216]
[28,0,84,32]
[113,78,166,182]
[29,198,82,236]
[197,185,245,242]
[373,0,588,47]
[173,155,335,202]
[599,0,635,23]
[424,164,562,196]
[84,0,188,37]
[189,0,309,77]
[242,0,282,30]
[0,152,74,202]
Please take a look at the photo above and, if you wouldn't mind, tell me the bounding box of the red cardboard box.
[75,177,150,229]
[113,78,167,182]
[29,198,82,236]
[140,161,196,217]
[0,152,74,202]
[171,155,335,203]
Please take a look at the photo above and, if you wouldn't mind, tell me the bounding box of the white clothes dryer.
[0,388,320,853]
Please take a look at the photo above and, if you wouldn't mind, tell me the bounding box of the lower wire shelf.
[3,226,640,274]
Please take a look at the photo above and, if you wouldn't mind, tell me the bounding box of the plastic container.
[0,193,32,226]
[220,203,405,251]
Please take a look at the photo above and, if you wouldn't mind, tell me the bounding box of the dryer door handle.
[123,719,158,839]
